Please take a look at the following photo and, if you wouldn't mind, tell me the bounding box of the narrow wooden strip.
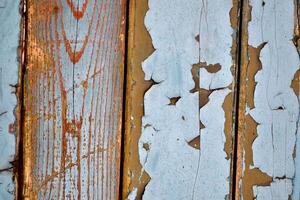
[236,0,300,199]
[22,0,126,199]
[122,0,153,199]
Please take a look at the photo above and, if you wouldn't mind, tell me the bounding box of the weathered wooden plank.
[0,0,21,198]
[22,0,126,199]
[122,0,153,199]
[123,0,240,199]
[236,0,300,199]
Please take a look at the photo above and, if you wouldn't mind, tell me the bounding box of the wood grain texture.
[0,0,20,198]
[236,0,300,199]
[123,0,240,199]
[22,0,126,199]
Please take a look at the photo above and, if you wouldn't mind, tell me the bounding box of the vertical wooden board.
[236,0,300,199]
[122,0,153,199]
[22,0,126,199]
[123,0,240,199]
[0,0,20,198]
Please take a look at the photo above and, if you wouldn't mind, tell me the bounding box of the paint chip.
[168,96,181,105]
[188,136,200,150]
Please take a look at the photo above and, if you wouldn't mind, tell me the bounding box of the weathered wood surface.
[0,0,20,198]
[236,0,300,199]
[0,0,298,199]
[22,0,126,199]
[123,0,240,199]
[122,0,153,199]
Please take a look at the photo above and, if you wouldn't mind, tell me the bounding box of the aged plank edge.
[236,0,300,199]
[119,0,130,198]
[231,0,245,199]
[293,72,300,198]
[292,0,300,198]
[230,0,244,199]
[235,0,250,198]
[122,0,153,199]
[16,0,27,199]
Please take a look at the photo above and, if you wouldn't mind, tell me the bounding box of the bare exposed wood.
[0,0,21,198]
[22,0,126,199]
[122,0,153,199]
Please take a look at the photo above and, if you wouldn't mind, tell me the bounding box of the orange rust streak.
[49,13,57,199]
[66,0,89,19]
[59,0,97,64]
[54,8,68,199]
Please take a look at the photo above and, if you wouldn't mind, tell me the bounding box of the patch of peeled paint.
[140,0,233,199]
[126,187,138,200]
[248,0,299,198]
[0,0,20,198]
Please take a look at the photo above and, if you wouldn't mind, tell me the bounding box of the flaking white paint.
[0,0,20,198]
[126,187,138,200]
[140,0,234,199]
[253,179,293,200]
[293,117,300,199]
[247,0,299,199]
[198,1,233,90]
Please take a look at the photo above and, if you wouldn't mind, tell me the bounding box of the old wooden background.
[0,0,299,199]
